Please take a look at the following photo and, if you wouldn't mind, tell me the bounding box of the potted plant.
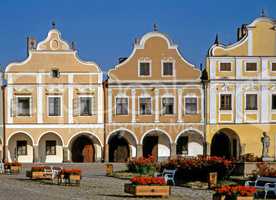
[124,176,170,197]
[30,166,50,179]
[61,168,81,185]
[214,185,256,200]
[127,156,156,175]
[5,162,22,174]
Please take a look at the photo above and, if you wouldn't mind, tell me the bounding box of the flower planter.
[69,174,81,182]
[106,164,113,176]
[124,184,170,197]
[31,171,45,179]
[213,194,254,200]
[10,166,21,174]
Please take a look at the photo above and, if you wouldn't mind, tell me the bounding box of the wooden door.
[143,136,158,160]
[114,145,129,162]
[82,144,94,162]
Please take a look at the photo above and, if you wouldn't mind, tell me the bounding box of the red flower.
[216,185,256,197]
[130,176,166,185]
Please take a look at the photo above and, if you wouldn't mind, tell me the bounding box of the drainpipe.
[2,71,6,162]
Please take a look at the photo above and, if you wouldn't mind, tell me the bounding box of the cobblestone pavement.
[0,163,213,200]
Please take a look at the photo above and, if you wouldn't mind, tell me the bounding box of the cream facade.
[105,30,204,162]
[4,26,104,163]
[206,16,276,159]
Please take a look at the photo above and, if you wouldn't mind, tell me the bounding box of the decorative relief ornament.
[75,88,95,94]
[13,87,32,94]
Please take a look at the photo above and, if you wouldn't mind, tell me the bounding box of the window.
[176,136,188,155]
[17,141,27,155]
[139,62,150,76]
[162,62,173,76]
[51,69,60,78]
[272,95,276,110]
[246,62,257,71]
[116,97,128,115]
[272,63,276,71]
[220,63,231,71]
[246,94,258,110]
[220,94,232,110]
[80,97,93,116]
[46,140,56,155]
[139,97,151,115]
[48,97,61,116]
[185,97,197,114]
[162,97,174,115]
[16,97,31,116]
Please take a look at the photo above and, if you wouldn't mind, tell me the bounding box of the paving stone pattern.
[0,163,213,200]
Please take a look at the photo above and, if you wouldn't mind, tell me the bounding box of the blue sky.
[0,0,275,74]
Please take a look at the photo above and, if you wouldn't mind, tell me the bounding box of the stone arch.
[141,128,172,161]
[37,131,64,163]
[211,128,240,159]
[68,131,102,162]
[8,131,34,163]
[107,129,137,162]
[175,128,204,157]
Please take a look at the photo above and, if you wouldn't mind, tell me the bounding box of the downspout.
[2,72,6,162]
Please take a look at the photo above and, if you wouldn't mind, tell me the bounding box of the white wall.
[158,134,171,159]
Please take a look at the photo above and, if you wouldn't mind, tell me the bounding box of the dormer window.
[51,69,60,78]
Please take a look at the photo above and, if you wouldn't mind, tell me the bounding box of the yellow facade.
[206,16,276,159]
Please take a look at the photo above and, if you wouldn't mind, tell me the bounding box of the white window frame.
[161,59,175,77]
[184,95,199,115]
[138,60,152,77]
[138,96,153,115]
[115,96,129,115]
[78,95,95,116]
[47,95,63,117]
[16,96,32,117]
[161,95,175,115]
[218,62,232,72]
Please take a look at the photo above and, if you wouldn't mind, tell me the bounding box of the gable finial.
[261,8,266,17]
[71,41,75,50]
[153,23,158,32]
[52,21,56,29]
[214,33,219,45]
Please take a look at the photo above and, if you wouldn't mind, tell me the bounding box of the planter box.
[69,174,81,182]
[124,184,170,197]
[10,166,21,173]
[213,194,254,200]
[106,164,113,176]
[31,171,45,179]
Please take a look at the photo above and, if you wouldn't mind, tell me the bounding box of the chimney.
[27,37,37,56]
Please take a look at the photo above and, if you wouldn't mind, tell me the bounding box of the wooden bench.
[245,176,276,199]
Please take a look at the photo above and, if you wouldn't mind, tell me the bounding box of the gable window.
[272,63,276,71]
[46,140,56,155]
[185,97,197,114]
[245,62,257,72]
[162,97,174,115]
[116,97,128,115]
[220,94,232,110]
[80,97,93,116]
[220,63,231,71]
[246,94,258,110]
[272,95,276,110]
[51,69,60,78]
[163,62,173,76]
[48,96,61,116]
[139,97,151,115]
[17,141,27,155]
[16,97,31,116]
[139,62,150,76]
